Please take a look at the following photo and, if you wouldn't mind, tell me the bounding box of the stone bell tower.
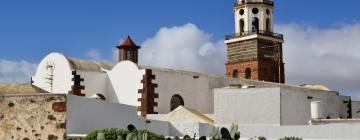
[225,0,285,83]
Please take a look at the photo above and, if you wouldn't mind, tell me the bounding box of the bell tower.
[225,0,285,83]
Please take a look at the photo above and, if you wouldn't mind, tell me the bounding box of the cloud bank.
[139,23,226,75]
[277,23,360,99]
[0,60,37,83]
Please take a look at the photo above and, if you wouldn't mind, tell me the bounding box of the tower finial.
[116,36,141,63]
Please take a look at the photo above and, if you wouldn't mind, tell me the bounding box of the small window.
[245,68,252,79]
[252,8,259,14]
[266,9,271,15]
[239,9,245,15]
[170,94,184,111]
[232,69,239,78]
[239,19,245,33]
[266,18,271,32]
[252,17,259,32]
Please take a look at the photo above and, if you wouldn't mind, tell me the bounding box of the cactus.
[199,136,207,140]
[210,127,221,140]
[210,124,241,140]
[229,124,240,140]
[126,131,137,140]
[220,127,231,139]
[97,132,105,140]
[117,135,125,140]
[183,135,191,140]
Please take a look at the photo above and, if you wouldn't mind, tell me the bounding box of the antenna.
[45,62,56,93]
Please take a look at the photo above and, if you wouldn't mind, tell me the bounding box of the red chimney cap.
[117,36,141,49]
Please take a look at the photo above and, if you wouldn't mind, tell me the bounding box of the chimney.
[116,36,141,63]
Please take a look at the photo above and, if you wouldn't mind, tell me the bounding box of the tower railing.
[235,0,274,6]
[225,30,283,40]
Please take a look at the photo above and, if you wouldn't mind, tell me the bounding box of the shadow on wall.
[105,75,119,103]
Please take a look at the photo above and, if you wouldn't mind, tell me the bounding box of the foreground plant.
[84,124,165,140]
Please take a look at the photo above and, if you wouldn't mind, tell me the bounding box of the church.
[23,0,360,139]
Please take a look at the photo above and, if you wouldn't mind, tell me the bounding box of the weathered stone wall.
[0,94,66,140]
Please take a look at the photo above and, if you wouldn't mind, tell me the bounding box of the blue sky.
[0,0,360,62]
[1,0,360,99]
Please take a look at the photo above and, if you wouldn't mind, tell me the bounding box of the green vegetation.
[84,124,165,140]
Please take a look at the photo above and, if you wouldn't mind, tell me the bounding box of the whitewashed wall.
[106,61,145,106]
[32,52,73,94]
[352,101,360,118]
[214,88,281,126]
[152,69,225,114]
[281,87,349,125]
[234,1,274,33]
[76,71,107,98]
[169,123,215,137]
[236,124,360,140]
[66,95,169,135]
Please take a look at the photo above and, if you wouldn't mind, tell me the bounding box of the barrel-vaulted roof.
[66,57,115,72]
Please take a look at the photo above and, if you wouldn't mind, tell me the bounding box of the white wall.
[76,71,107,98]
[236,124,360,140]
[66,95,169,135]
[32,52,73,94]
[214,88,281,126]
[169,123,214,137]
[106,61,145,107]
[152,69,225,114]
[234,2,274,33]
[281,87,349,125]
[352,101,360,118]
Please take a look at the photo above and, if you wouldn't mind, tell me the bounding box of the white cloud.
[86,49,102,60]
[139,23,226,75]
[0,60,38,83]
[276,23,360,99]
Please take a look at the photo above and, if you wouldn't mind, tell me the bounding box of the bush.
[279,136,303,140]
[84,129,165,140]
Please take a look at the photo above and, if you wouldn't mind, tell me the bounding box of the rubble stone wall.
[0,94,66,140]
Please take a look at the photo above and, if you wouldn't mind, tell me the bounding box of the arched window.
[232,69,239,78]
[245,68,252,79]
[252,17,259,32]
[239,19,245,33]
[170,94,184,111]
[266,18,271,32]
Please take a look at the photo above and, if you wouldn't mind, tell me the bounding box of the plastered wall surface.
[106,61,145,107]
[281,87,349,125]
[352,101,360,118]
[32,53,73,94]
[214,88,281,125]
[152,69,226,114]
[66,95,170,136]
[0,94,66,140]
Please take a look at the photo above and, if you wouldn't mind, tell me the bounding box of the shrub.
[84,129,129,140]
[84,129,165,140]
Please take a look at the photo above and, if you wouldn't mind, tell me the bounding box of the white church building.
[29,0,360,139]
